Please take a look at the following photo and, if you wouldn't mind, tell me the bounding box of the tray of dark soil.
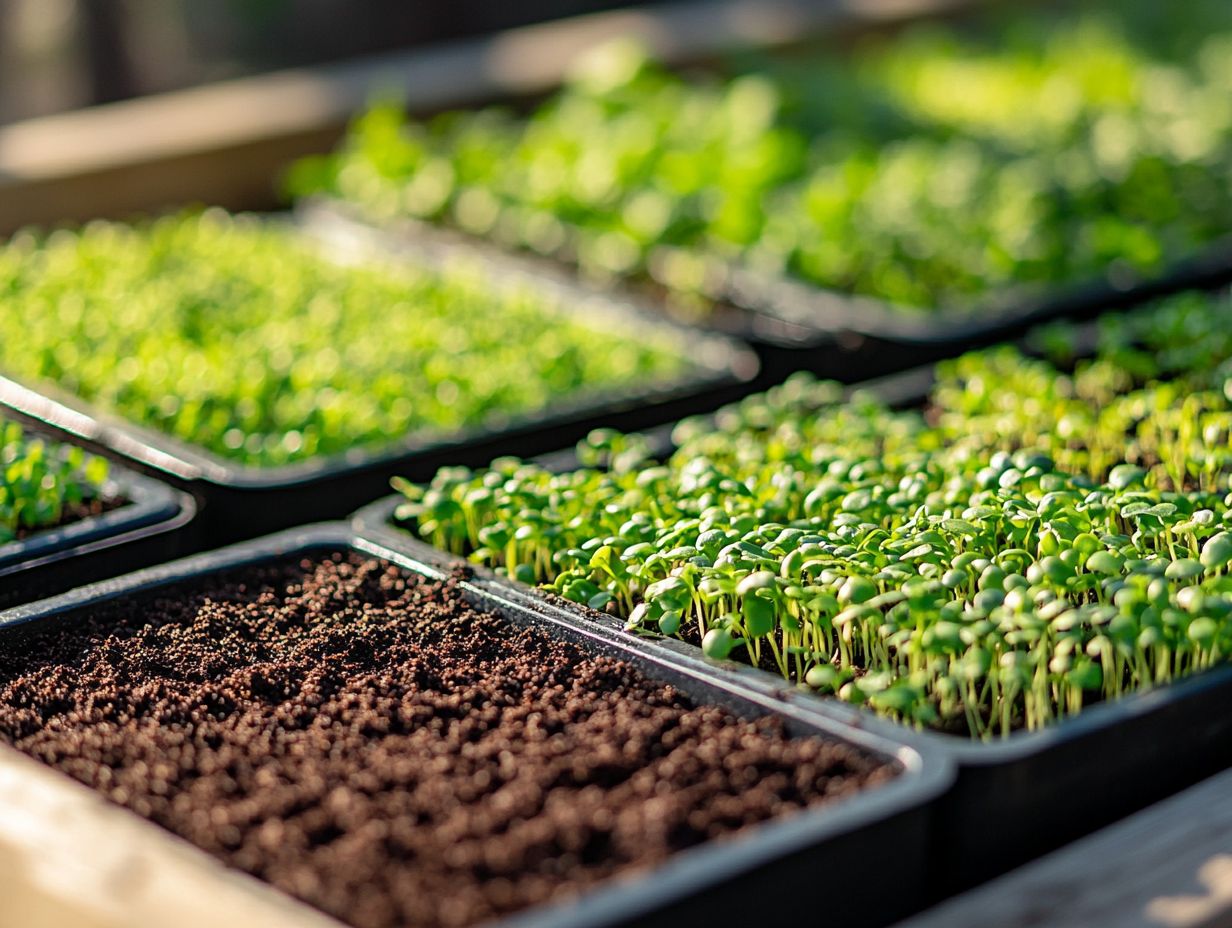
[0,211,756,547]
[288,0,1232,378]
[360,283,1232,897]
[0,420,195,609]
[0,524,953,928]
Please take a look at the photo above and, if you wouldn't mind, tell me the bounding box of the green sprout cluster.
[0,212,691,468]
[937,290,1232,493]
[0,422,111,545]
[394,289,1232,738]
[288,0,1232,313]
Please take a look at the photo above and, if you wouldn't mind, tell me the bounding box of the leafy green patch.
[0,212,691,468]
[0,422,111,544]
[290,1,1232,313]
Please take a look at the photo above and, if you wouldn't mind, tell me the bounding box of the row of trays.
[9,5,1232,924]
[10,200,1232,555]
[7,483,1232,927]
[3,257,1232,925]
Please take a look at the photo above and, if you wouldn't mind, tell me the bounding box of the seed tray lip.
[298,196,1232,353]
[0,521,954,928]
[0,458,194,578]
[0,219,758,493]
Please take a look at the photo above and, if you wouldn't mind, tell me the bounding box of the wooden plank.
[0,747,340,928]
[898,767,1232,928]
[0,0,984,233]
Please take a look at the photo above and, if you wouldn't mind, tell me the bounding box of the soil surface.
[0,552,895,928]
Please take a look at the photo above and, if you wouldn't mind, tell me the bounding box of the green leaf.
[742,595,776,639]
[1201,532,1232,570]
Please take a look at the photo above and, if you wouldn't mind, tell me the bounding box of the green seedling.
[0,422,111,544]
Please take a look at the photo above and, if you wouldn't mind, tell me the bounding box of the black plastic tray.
[352,341,1232,900]
[0,230,758,548]
[0,460,196,610]
[0,523,954,928]
[297,199,1232,387]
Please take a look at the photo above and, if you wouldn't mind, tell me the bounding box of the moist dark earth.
[0,552,894,928]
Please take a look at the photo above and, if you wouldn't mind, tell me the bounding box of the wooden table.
[899,768,1232,928]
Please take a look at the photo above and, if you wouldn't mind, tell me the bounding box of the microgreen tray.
[0,454,196,609]
[0,523,954,928]
[290,0,1232,382]
[0,223,757,548]
[719,232,1232,361]
[353,339,1232,897]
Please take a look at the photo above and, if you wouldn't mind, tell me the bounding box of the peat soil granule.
[0,552,895,928]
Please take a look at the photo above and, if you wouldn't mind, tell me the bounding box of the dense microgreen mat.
[289,0,1232,314]
[0,422,111,545]
[0,212,692,468]
[396,289,1232,738]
